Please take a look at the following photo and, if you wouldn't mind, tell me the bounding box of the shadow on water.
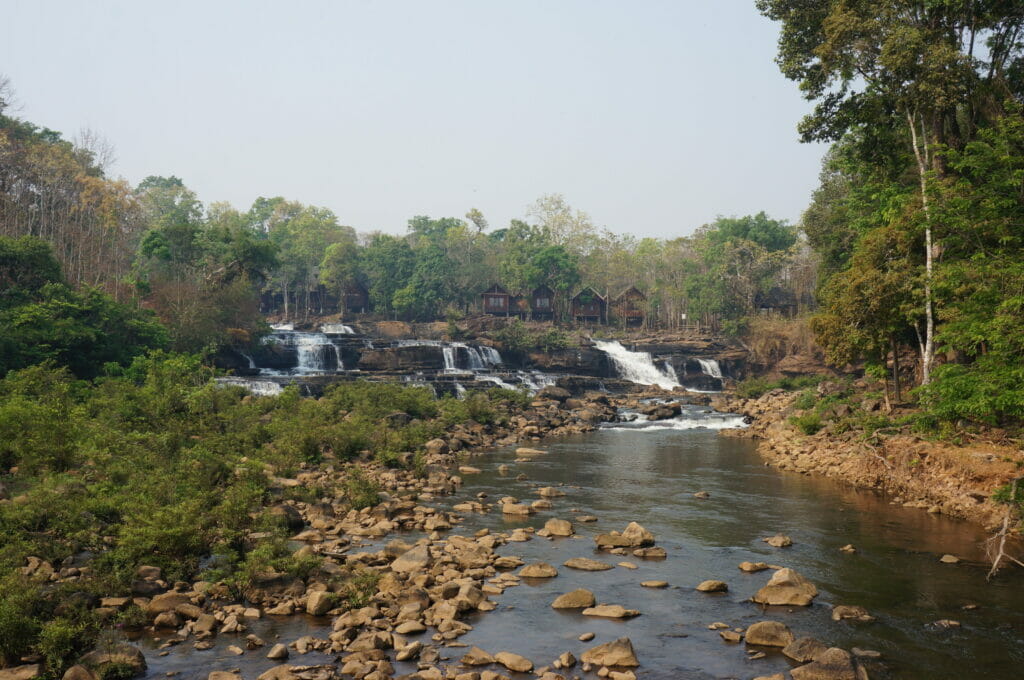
[140,414,1023,679]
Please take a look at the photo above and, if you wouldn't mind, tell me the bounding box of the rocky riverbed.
[19,384,1024,680]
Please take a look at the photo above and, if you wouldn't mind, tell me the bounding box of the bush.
[0,576,41,665]
[735,374,825,399]
[344,468,380,510]
[920,358,1024,426]
[37,617,96,678]
[789,412,823,435]
[341,569,380,608]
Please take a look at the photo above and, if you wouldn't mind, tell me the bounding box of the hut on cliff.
[480,284,511,316]
[531,285,555,321]
[612,286,646,327]
[570,287,607,324]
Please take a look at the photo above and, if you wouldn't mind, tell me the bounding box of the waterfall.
[593,340,680,389]
[217,377,283,397]
[442,346,457,372]
[320,323,355,334]
[454,382,467,399]
[265,331,343,373]
[481,346,502,366]
[463,345,485,370]
[476,374,517,390]
[240,351,256,369]
[697,358,723,379]
[270,323,294,331]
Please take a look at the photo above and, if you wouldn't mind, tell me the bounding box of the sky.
[1,0,828,239]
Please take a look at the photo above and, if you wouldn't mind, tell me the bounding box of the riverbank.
[713,388,1024,531]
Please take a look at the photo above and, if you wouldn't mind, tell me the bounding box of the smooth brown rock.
[145,591,191,615]
[0,666,42,680]
[461,647,496,666]
[582,604,639,619]
[738,561,770,572]
[563,557,613,571]
[581,637,639,667]
[764,534,793,548]
[551,589,596,609]
[783,637,830,663]
[751,567,818,606]
[494,651,533,673]
[831,605,875,622]
[745,621,795,647]
[544,518,573,537]
[62,666,97,680]
[208,673,243,680]
[519,562,558,578]
[789,647,868,680]
[392,545,431,574]
[695,580,728,593]
[640,580,668,588]
[266,643,289,660]
[306,590,336,616]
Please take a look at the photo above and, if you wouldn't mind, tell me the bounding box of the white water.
[697,358,723,379]
[270,323,294,331]
[454,382,467,399]
[216,377,284,397]
[476,374,518,391]
[593,340,680,390]
[442,346,457,372]
[240,352,256,370]
[480,346,502,366]
[320,323,355,335]
[603,409,747,432]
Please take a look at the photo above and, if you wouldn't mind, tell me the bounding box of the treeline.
[759,1,1024,424]
[1,76,816,354]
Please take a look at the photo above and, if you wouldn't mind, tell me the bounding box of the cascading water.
[593,340,680,390]
[240,352,256,370]
[442,346,457,372]
[697,358,723,379]
[265,331,345,374]
[216,377,284,397]
[480,346,502,366]
[320,323,355,334]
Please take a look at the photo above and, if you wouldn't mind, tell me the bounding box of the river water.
[140,409,1024,679]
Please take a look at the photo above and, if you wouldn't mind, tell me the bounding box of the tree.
[757,0,1024,383]
[319,239,361,314]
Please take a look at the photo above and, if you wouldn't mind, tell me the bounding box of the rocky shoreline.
[712,389,1024,531]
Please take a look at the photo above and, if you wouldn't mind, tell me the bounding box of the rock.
[79,644,146,676]
[537,385,571,401]
[640,580,668,588]
[578,632,595,641]
[752,675,785,680]
[581,637,639,667]
[582,604,639,618]
[751,567,818,606]
[0,665,42,680]
[563,557,613,571]
[515,447,547,456]
[266,643,289,660]
[783,637,830,663]
[719,630,742,642]
[763,534,793,548]
[790,647,868,680]
[256,666,298,680]
[461,647,496,666]
[459,466,482,475]
[696,580,728,593]
[396,640,423,661]
[208,673,243,680]
[738,561,769,572]
[152,610,181,628]
[62,666,97,680]
[621,522,655,546]
[544,519,574,537]
[831,605,875,622]
[268,504,304,531]
[557,651,577,668]
[392,545,432,574]
[839,544,857,553]
[395,620,426,635]
[693,491,710,498]
[494,651,533,673]
[939,554,961,564]
[425,439,450,456]
[745,621,795,647]
[501,503,533,516]
[632,547,666,559]
[306,590,336,616]
[551,589,596,609]
[136,565,162,580]
[145,591,192,615]
[537,487,565,497]
[520,562,558,578]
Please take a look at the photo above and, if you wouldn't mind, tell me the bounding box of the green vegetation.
[759,1,1024,428]
[0,354,520,674]
[735,375,824,399]
[494,319,571,353]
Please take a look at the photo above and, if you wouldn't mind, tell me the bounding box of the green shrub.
[789,412,823,435]
[0,576,41,665]
[37,617,96,678]
[793,389,817,410]
[344,468,380,510]
[341,569,380,608]
[735,374,825,399]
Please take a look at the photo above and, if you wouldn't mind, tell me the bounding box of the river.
[140,407,1024,679]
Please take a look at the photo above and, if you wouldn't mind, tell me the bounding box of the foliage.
[494,320,571,353]
[789,412,823,435]
[735,374,824,399]
[344,468,381,510]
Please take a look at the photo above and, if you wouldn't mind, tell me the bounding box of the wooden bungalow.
[342,281,370,314]
[570,287,607,324]
[613,286,646,327]
[530,285,555,321]
[480,284,512,316]
[755,286,798,317]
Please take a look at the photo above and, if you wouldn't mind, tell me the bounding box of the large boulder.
[551,589,596,609]
[563,557,613,571]
[461,647,495,666]
[79,644,146,677]
[494,652,533,673]
[790,648,869,680]
[751,567,818,606]
[0,665,42,680]
[582,604,640,618]
[145,591,192,615]
[581,637,639,668]
[391,545,431,574]
[544,519,574,537]
[306,590,336,616]
[537,385,572,401]
[783,637,830,663]
[519,562,558,578]
[745,621,795,647]
[62,667,97,680]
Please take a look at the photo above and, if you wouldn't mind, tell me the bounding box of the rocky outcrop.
[751,568,818,606]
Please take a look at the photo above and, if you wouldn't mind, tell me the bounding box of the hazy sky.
[2,0,827,239]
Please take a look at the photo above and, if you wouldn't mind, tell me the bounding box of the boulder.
[563,558,613,571]
[621,522,655,546]
[306,590,336,616]
[256,667,299,680]
[266,643,289,660]
[745,621,795,647]
[537,487,565,497]
[738,561,770,572]
[537,385,571,401]
[494,652,533,673]
[544,519,574,537]
[461,647,496,666]
[79,644,146,677]
[790,648,869,680]
[640,580,668,588]
[208,674,243,680]
[764,534,793,548]
[0,665,42,680]
[519,562,558,578]
[501,503,533,516]
[62,667,97,680]
[392,545,431,574]
[582,604,639,618]
[581,637,639,667]
[831,605,875,622]
[783,637,830,663]
[695,580,728,593]
[145,591,192,615]
[424,438,450,456]
[751,567,818,606]
[551,589,596,609]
